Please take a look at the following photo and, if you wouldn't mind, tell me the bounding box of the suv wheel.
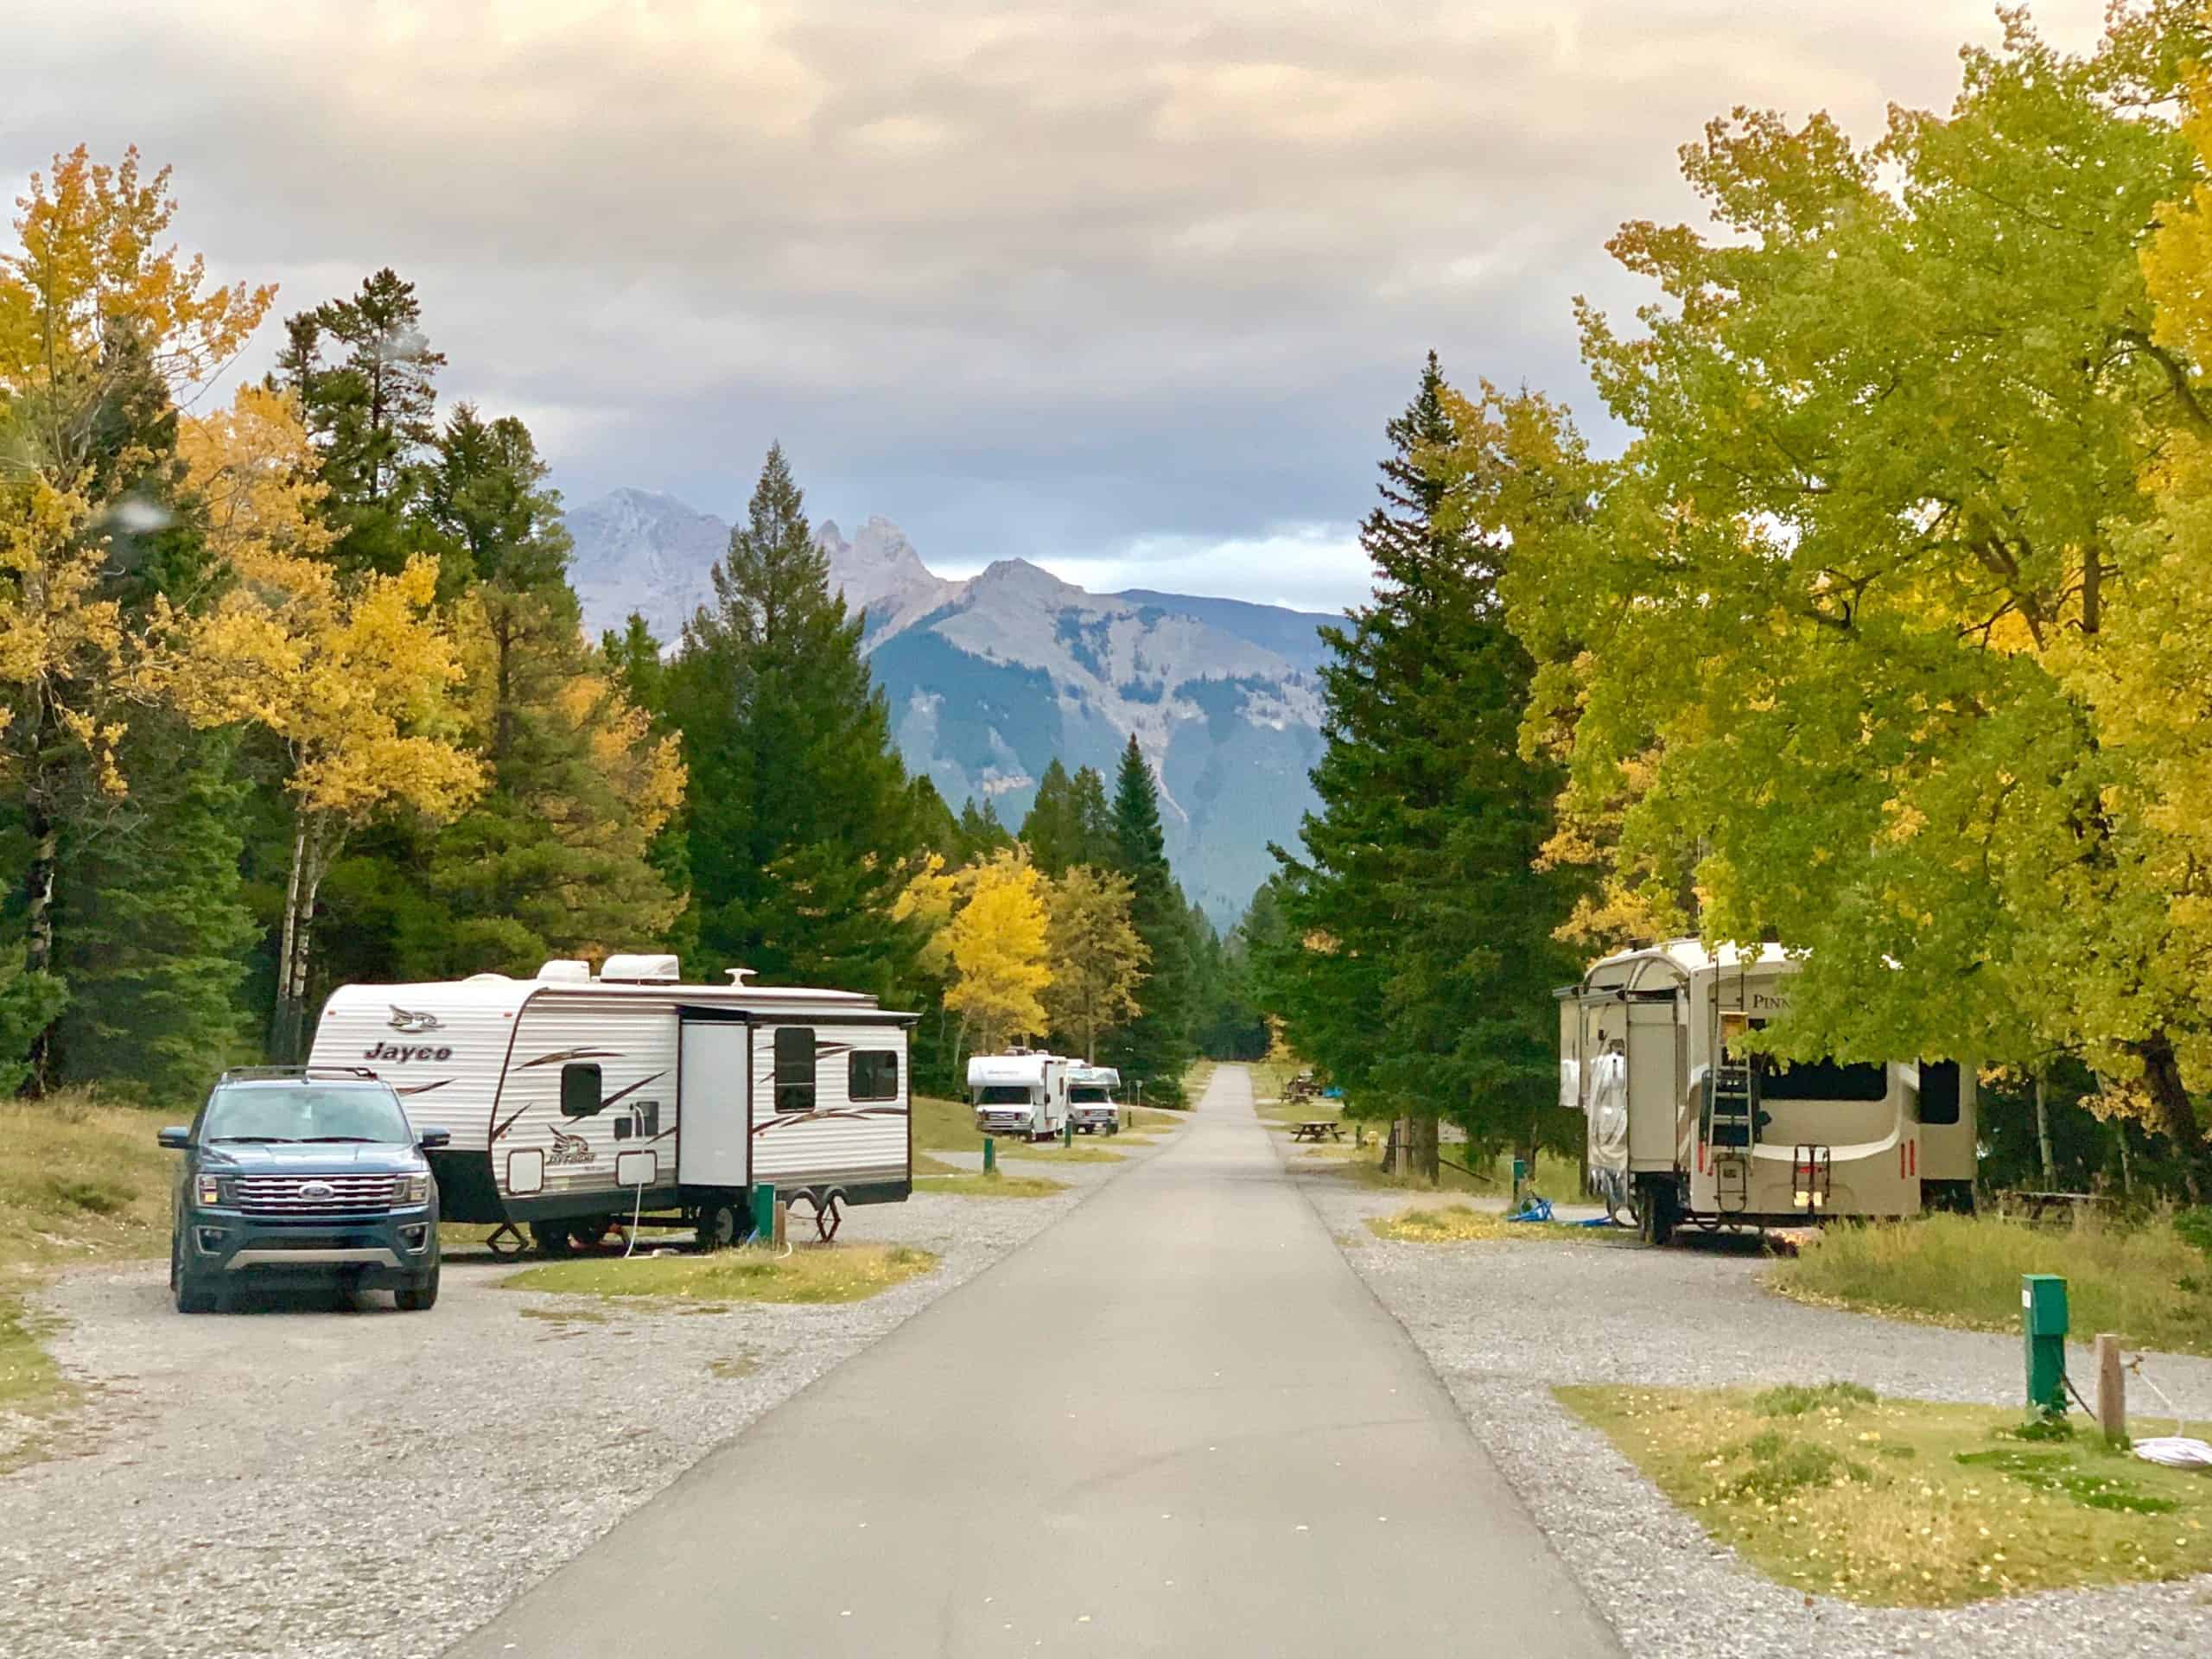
[395,1259,440,1312]
[172,1236,218,1314]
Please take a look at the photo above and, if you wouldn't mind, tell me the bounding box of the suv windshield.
[202,1084,412,1144]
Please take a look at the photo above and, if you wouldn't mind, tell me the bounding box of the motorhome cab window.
[1758,1056,1887,1103]
[1917,1059,1962,1125]
[560,1062,603,1117]
[977,1084,1031,1104]
[774,1027,817,1113]
[849,1051,899,1102]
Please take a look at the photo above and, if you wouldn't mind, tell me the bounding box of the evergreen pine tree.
[1070,764,1115,865]
[54,728,257,1102]
[1270,353,1583,1175]
[1103,734,1195,1103]
[665,445,923,995]
[1019,758,1081,874]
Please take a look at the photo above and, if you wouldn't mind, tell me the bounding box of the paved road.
[448,1066,1617,1658]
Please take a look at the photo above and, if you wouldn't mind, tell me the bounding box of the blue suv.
[160,1067,448,1313]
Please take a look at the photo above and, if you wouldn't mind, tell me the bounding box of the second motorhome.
[1067,1064,1122,1135]
[967,1051,1070,1141]
[1556,940,1975,1244]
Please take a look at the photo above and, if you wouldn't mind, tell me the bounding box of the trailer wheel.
[529,1221,575,1257]
[569,1215,620,1252]
[696,1201,743,1252]
[1636,1179,1679,1249]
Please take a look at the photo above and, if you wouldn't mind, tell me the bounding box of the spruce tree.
[665,445,923,996]
[1070,764,1116,866]
[1103,735,1195,1103]
[1270,353,1583,1174]
[54,728,257,1103]
[1019,758,1081,874]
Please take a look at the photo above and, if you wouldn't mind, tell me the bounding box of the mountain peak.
[971,556,1088,607]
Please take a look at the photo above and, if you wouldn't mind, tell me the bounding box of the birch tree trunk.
[20,798,58,1093]
[2034,1071,2055,1185]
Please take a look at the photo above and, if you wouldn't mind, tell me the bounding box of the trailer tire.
[569,1215,620,1252]
[529,1221,575,1257]
[1636,1179,1679,1249]
[696,1201,744,1253]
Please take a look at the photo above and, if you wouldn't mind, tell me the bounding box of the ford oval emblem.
[299,1179,336,1200]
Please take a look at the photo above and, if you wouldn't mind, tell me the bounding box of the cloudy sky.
[7,1,2107,612]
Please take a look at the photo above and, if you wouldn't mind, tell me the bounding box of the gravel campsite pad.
[1290,1154,2212,1657]
[0,1145,1142,1659]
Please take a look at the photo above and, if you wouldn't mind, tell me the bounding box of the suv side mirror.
[417,1128,451,1151]
[156,1126,190,1151]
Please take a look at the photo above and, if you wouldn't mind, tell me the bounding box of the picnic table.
[2005,1191,2107,1226]
[1290,1120,1344,1143]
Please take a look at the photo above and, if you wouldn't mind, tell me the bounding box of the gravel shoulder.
[0,1135,1160,1659]
[1281,1129,2212,1659]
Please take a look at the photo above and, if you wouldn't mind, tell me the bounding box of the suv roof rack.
[217,1065,384,1084]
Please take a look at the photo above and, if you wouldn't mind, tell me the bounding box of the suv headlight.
[195,1174,223,1206]
[398,1172,429,1205]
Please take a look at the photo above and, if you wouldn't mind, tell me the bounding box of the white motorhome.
[308,955,915,1250]
[1556,940,1976,1244]
[967,1051,1070,1141]
[1067,1064,1121,1135]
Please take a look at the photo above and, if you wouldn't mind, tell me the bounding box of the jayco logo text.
[362,1042,454,1063]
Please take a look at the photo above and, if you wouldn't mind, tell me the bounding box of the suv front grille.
[233,1174,400,1215]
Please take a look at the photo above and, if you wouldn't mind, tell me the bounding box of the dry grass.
[1771,1212,2212,1359]
[913,1170,1065,1198]
[0,1092,178,1418]
[1560,1382,2212,1606]
[1367,1203,1518,1243]
[501,1242,938,1304]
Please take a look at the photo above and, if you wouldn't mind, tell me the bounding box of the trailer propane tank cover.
[2022,1274,2069,1414]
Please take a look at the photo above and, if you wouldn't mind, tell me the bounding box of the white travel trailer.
[308,954,915,1249]
[967,1051,1070,1140]
[1067,1064,1122,1135]
[1556,940,1976,1245]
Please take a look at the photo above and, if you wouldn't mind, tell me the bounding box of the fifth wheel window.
[849,1051,899,1102]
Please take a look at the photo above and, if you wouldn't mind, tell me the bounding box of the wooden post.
[772,1198,789,1253]
[2094,1332,2126,1445]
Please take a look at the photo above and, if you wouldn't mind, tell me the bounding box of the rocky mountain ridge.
[563,487,1337,922]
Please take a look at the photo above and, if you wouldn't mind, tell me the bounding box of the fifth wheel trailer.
[309,954,915,1249]
[1556,939,1975,1244]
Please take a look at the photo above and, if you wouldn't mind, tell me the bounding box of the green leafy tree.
[1040,862,1148,1060]
[664,444,922,996]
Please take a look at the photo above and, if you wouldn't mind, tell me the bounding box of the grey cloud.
[5,0,2110,594]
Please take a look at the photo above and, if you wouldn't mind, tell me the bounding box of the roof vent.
[536,959,592,982]
[599,952,681,983]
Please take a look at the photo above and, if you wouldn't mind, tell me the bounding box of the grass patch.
[914,1171,1065,1198]
[1560,1382,2212,1606]
[0,1092,180,1422]
[503,1242,938,1304]
[1771,1212,2212,1358]
[1367,1203,1517,1243]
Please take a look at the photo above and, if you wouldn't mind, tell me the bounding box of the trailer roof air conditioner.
[599,953,681,983]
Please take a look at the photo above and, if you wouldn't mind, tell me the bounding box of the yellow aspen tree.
[1039,863,1148,1062]
[0,146,271,1077]
[943,847,1052,1055]
[170,385,484,1058]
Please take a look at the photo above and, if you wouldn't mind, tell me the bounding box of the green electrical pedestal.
[750,1182,777,1245]
[2022,1273,2069,1415]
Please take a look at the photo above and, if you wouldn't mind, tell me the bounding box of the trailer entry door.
[677,1020,749,1188]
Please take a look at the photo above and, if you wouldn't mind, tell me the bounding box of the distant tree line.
[0,146,1243,1108]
